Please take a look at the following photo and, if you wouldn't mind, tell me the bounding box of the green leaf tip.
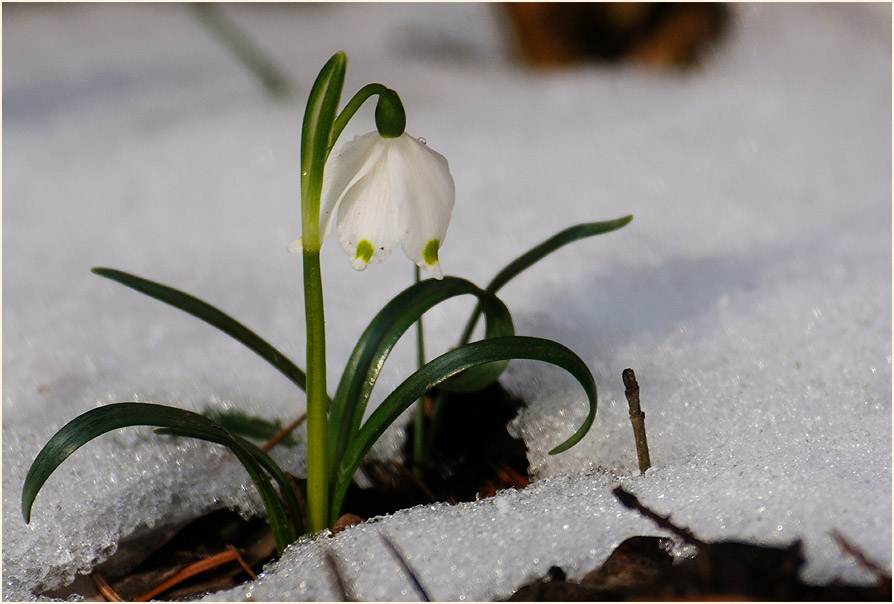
[89,266,311,396]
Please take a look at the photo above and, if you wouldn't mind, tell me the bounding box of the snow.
[3,3,890,601]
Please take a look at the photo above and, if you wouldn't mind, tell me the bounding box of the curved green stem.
[331,83,404,146]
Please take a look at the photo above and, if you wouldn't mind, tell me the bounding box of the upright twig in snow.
[622,368,652,474]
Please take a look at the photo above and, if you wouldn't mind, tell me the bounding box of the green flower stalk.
[298,51,455,531]
[299,51,346,532]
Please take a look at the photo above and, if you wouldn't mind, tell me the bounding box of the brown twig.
[132,549,239,601]
[261,413,307,451]
[622,368,652,474]
[285,471,308,522]
[228,544,258,581]
[831,529,892,586]
[486,459,531,491]
[501,464,532,488]
[391,460,439,503]
[613,485,705,547]
[90,571,124,602]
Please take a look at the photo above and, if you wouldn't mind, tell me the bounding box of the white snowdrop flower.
[319,131,455,279]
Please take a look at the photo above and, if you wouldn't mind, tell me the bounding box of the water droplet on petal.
[417,137,427,145]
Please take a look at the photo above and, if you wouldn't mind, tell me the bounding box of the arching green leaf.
[459,216,633,344]
[92,268,313,397]
[327,277,514,482]
[22,403,300,554]
[330,336,598,523]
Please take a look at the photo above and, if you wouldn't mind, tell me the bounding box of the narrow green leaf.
[157,423,302,550]
[330,336,598,522]
[301,51,346,238]
[235,450,294,552]
[459,216,633,345]
[92,268,313,396]
[302,51,346,174]
[203,407,300,448]
[22,403,299,553]
[327,277,514,483]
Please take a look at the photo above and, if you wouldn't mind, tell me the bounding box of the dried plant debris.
[509,486,891,601]
[506,3,729,68]
[44,509,276,602]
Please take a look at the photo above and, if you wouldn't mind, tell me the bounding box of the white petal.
[392,134,455,278]
[318,131,455,276]
[319,132,384,240]
[335,151,405,270]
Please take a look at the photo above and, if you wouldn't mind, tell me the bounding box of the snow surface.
[3,3,891,601]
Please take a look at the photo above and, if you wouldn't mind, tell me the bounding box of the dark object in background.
[506,2,729,68]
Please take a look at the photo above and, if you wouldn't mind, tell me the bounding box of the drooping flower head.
[319,131,455,279]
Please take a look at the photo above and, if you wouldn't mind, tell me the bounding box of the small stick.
[90,571,124,602]
[261,413,307,451]
[613,486,705,547]
[285,472,308,522]
[228,544,258,580]
[622,368,652,474]
[831,529,892,585]
[133,549,239,601]
[391,460,439,503]
[488,460,531,489]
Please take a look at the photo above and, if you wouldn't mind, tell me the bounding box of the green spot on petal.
[355,240,374,264]
[422,239,440,266]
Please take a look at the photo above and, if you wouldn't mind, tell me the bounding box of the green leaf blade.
[23,403,212,523]
[92,268,311,396]
[22,403,300,553]
[157,424,301,550]
[203,407,300,448]
[300,51,346,240]
[330,336,598,522]
[459,216,633,345]
[327,277,514,483]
